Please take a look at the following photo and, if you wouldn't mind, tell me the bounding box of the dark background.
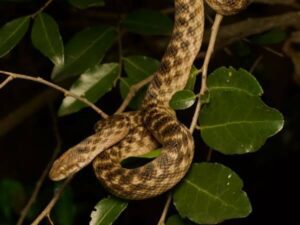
[0,0,299,224]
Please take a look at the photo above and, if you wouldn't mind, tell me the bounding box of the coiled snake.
[49,0,248,200]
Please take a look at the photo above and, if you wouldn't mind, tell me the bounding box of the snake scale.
[49,0,248,200]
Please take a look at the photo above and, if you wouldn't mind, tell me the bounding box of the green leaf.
[53,186,76,225]
[68,0,105,9]
[170,90,196,110]
[185,66,199,91]
[0,16,30,57]
[122,10,173,35]
[31,13,64,65]
[174,163,252,224]
[58,63,119,116]
[251,28,287,45]
[166,215,186,225]
[199,67,284,154]
[52,26,117,81]
[119,55,159,109]
[121,149,161,168]
[207,67,263,96]
[0,179,25,220]
[89,197,128,225]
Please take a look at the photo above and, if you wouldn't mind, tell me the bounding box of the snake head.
[205,0,249,16]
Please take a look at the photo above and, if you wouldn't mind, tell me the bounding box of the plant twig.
[0,70,108,119]
[30,176,73,225]
[190,14,223,132]
[0,76,13,89]
[250,55,263,73]
[31,0,54,18]
[115,75,153,114]
[16,106,62,225]
[157,193,172,225]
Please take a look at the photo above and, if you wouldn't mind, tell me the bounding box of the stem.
[157,194,172,225]
[30,176,73,225]
[190,14,223,132]
[0,70,108,119]
[31,0,54,18]
[16,106,62,225]
[115,75,153,114]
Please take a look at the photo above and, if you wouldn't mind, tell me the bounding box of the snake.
[49,0,248,200]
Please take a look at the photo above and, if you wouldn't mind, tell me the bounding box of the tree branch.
[115,76,153,114]
[16,106,62,225]
[0,70,108,119]
[30,176,73,225]
[207,11,300,49]
[190,14,223,133]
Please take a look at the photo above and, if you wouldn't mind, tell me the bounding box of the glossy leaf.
[185,66,199,91]
[119,55,159,109]
[170,90,196,110]
[68,0,105,9]
[174,163,252,224]
[199,67,284,154]
[90,197,128,225]
[31,13,64,65]
[207,67,263,96]
[122,10,173,35]
[52,26,117,81]
[166,215,186,225]
[0,16,30,57]
[58,63,119,116]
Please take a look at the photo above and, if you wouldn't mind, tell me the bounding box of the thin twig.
[31,0,54,18]
[16,106,62,225]
[250,55,263,73]
[0,70,108,119]
[47,214,55,225]
[115,75,153,114]
[0,76,13,89]
[190,14,223,132]
[157,193,172,225]
[30,176,73,225]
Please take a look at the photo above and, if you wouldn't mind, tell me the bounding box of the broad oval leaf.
[207,67,263,96]
[58,63,119,116]
[90,197,128,225]
[199,67,284,154]
[0,16,30,57]
[31,13,64,65]
[52,26,117,81]
[119,55,159,109]
[122,10,173,35]
[170,90,196,110]
[174,163,252,224]
[68,0,105,9]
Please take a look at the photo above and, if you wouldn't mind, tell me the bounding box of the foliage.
[0,1,286,225]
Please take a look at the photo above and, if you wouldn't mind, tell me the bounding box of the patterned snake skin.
[49,0,248,200]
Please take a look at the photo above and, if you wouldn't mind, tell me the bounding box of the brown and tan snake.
[49,0,248,200]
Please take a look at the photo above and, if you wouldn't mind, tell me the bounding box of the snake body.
[49,0,248,200]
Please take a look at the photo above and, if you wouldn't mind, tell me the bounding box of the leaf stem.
[31,0,54,18]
